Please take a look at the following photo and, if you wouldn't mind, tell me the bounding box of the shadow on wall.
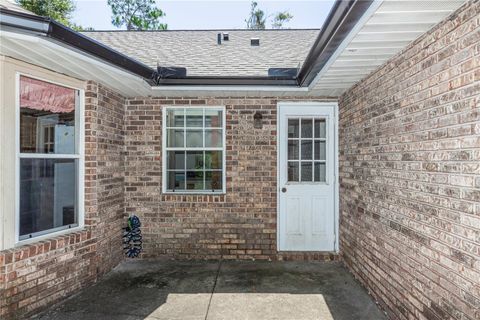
[32,260,386,320]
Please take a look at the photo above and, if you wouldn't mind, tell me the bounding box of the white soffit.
[311,0,467,94]
[0,30,151,96]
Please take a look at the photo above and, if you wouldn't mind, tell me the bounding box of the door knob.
[281,187,287,193]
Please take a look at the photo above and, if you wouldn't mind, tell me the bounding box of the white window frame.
[162,106,226,194]
[15,73,85,245]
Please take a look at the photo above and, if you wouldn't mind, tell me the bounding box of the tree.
[245,1,266,30]
[272,11,293,29]
[17,0,73,26]
[107,0,167,31]
[16,0,92,31]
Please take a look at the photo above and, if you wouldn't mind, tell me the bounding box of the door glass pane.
[288,119,299,138]
[301,162,313,181]
[205,151,222,169]
[288,140,299,160]
[205,129,222,147]
[20,76,76,154]
[314,141,326,160]
[301,141,313,160]
[167,151,185,170]
[166,109,185,127]
[167,129,184,147]
[205,171,222,190]
[186,171,204,190]
[205,110,222,128]
[314,119,326,138]
[288,162,299,182]
[186,151,203,170]
[186,109,203,127]
[301,119,313,138]
[186,129,203,147]
[168,171,185,190]
[19,158,77,237]
[314,162,326,182]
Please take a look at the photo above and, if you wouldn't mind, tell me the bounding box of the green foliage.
[16,0,93,30]
[245,2,293,29]
[17,0,74,26]
[107,0,167,30]
[245,1,266,30]
[272,11,293,29]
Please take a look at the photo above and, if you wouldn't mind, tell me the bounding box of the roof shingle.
[82,29,319,76]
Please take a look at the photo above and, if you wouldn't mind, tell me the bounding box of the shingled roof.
[82,30,319,77]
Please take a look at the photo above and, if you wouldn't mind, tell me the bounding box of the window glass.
[205,110,222,127]
[186,129,203,147]
[165,107,224,192]
[186,109,203,127]
[205,129,222,148]
[167,109,184,127]
[19,155,77,236]
[20,76,76,154]
[18,76,81,241]
[287,117,327,183]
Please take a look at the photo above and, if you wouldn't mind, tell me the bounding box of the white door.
[278,103,337,251]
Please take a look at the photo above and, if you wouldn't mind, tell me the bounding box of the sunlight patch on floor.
[145,293,334,320]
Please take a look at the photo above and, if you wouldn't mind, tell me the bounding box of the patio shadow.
[32,260,386,320]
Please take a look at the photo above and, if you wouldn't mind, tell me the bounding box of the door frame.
[276,101,339,252]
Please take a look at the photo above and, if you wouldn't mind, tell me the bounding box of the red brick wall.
[338,2,480,320]
[0,82,126,319]
[124,97,336,260]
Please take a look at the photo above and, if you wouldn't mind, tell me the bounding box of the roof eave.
[0,7,156,82]
[297,0,375,87]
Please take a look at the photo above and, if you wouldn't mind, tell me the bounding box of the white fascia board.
[151,85,309,93]
[308,0,385,90]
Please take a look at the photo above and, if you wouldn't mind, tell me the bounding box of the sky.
[72,0,335,30]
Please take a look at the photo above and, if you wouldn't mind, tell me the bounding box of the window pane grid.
[165,107,224,192]
[287,116,327,183]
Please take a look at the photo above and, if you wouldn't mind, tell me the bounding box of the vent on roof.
[223,32,229,41]
[250,38,260,46]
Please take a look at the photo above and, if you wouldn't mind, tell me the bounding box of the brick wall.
[0,82,126,319]
[124,97,335,260]
[338,1,480,320]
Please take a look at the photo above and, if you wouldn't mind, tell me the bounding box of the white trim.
[276,101,339,253]
[308,0,384,90]
[162,106,227,194]
[14,72,85,244]
[152,86,310,93]
[334,106,339,252]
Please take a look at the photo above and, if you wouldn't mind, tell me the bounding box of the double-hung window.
[17,75,83,241]
[163,107,225,193]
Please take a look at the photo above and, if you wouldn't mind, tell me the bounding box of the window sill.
[15,225,85,247]
[162,191,226,195]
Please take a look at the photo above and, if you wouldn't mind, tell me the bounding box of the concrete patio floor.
[33,260,387,320]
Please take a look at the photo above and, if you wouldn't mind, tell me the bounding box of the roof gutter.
[0,8,156,81]
[155,76,297,86]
